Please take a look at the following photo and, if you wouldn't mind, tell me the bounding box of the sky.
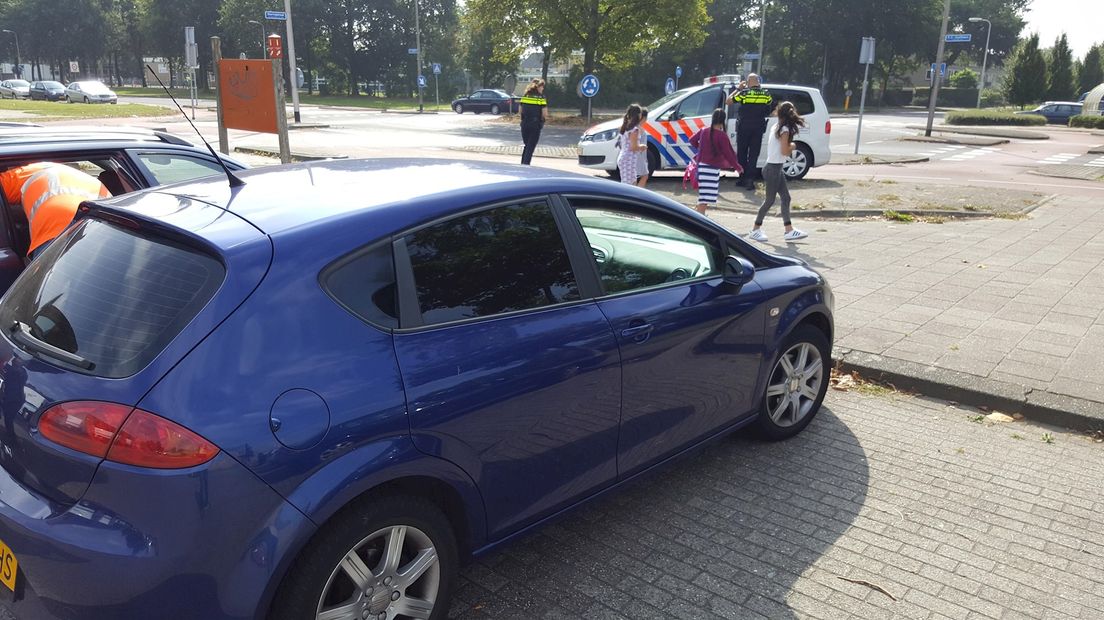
[1024,0,1102,58]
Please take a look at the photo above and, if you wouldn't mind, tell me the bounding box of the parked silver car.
[65,80,118,104]
[0,79,30,99]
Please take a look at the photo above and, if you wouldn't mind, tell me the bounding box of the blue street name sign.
[945,33,972,42]
[407,48,418,55]
[580,74,600,98]
[664,77,675,95]
[930,62,947,77]
[743,52,761,60]
[264,10,287,20]
[432,63,441,75]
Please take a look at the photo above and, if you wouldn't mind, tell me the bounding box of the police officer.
[730,73,774,190]
[518,79,549,165]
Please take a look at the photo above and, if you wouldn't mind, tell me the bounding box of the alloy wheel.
[764,342,824,428]
[782,149,808,179]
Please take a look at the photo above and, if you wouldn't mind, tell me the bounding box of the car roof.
[0,127,193,148]
[138,158,658,237]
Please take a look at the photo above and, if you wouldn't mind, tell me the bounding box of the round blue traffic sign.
[675,65,683,79]
[664,77,675,95]
[579,74,600,98]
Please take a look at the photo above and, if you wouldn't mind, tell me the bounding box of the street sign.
[859,37,876,65]
[579,74,600,98]
[267,34,283,58]
[945,33,972,42]
[930,62,947,77]
[432,63,441,75]
[69,61,79,73]
[417,75,426,88]
[664,77,675,95]
[265,10,287,20]
[743,52,761,60]
[407,48,418,55]
[675,65,683,78]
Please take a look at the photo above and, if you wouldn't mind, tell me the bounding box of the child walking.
[688,108,741,215]
[617,104,646,184]
[748,101,808,242]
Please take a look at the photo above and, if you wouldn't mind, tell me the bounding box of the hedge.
[911,87,980,107]
[944,110,1047,126]
[1069,114,1104,129]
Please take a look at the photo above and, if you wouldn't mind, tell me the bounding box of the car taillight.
[825,120,832,135]
[38,402,218,469]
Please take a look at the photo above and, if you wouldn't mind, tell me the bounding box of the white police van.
[578,75,832,180]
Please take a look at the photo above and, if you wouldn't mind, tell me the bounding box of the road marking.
[945,147,1001,162]
[968,178,1103,190]
[1038,152,1081,165]
[1086,156,1104,168]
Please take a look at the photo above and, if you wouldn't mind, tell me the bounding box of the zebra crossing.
[1038,152,1082,165]
[914,144,1002,162]
[1086,155,1104,168]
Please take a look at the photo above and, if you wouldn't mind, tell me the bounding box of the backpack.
[683,157,700,190]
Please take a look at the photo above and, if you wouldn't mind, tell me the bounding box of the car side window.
[133,152,225,185]
[674,87,723,119]
[770,89,816,116]
[403,200,580,325]
[570,201,721,294]
[323,241,398,329]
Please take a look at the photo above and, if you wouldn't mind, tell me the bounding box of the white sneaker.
[748,229,768,242]
[784,229,808,241]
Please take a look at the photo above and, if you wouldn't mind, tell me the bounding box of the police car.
[578,75,831,180]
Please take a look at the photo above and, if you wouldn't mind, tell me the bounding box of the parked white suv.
[578,76,832,180]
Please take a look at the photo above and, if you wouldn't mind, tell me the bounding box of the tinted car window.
[771,89,816,115]
[675,87,723,119]
[573,203,720,294]
[405,201,579,325]
[135,153,223,185]
[0,219,224,378]
[323,242,398,329]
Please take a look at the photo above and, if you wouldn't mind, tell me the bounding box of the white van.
[578,76,832,180]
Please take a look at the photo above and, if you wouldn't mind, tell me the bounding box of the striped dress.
[697,163,721,204]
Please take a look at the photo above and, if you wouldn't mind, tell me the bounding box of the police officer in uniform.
[518,79,549,165]
[730,73,774,190]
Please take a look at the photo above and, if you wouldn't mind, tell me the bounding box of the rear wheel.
[757,324,830,440]
[270,495,457,620]
[783,143,812,180]
[489,104,500,115]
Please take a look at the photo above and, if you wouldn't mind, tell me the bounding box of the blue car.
[0,159,832,619]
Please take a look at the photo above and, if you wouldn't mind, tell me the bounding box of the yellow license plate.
[0,537,17,592]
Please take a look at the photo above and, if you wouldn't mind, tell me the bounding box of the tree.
[949,67,979,89]
[1047,33,1075,101]
[1003,33,1046,108]
[1077,44,1103,95]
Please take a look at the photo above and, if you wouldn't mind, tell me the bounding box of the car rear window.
[771,89,817,116]
[0,219,224,378]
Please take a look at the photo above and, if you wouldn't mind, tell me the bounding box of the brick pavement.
[703,194,1104,413]
[448,390,1104,619]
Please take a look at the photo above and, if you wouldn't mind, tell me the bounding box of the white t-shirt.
[765,124,790,164]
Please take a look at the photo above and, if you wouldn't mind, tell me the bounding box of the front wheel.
[782,143,812,180]
[269,495,457,620]
[757,324,830,440]
[453,103,463,114]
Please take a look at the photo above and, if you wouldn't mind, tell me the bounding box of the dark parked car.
[1016,101,1082,124]
[0,127,246,292]
[0,158,833,619]
[28,80,66,101]
[451,89,519,114]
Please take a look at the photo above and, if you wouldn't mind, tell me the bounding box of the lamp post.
[1,29,19,78]
[414,0,423,113]
[248,20,265,59]
[757,0,767,74]
[969,17,992,108]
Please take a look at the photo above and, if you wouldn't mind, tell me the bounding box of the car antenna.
[145,64,244,188]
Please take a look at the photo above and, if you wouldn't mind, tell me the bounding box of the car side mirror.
[724,255,756,286]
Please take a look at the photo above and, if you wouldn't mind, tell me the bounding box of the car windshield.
[10,80,28,88]
[82,82,111,94]
[646,88,697,113]
[42,81,63,89]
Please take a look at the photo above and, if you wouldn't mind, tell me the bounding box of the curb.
[900,135,1009,146]
[834,349,1104,432]
[904,124,1049,140]
[232,146,347,162]
[287,123,331,130]
[833,155,931,165]
[1089,145,1104,154]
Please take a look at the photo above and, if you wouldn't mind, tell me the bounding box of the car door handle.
[621,324,654,341]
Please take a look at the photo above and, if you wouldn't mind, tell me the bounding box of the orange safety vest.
[0,163,110,256]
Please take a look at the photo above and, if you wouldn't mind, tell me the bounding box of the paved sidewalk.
[449,390,1104,619]
[703,194,1104,427]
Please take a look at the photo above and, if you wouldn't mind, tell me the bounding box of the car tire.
[782,143,812,181]
[605,168,622,181]
[65,96,71,103]
[646,147,660,176]
[756,323,830,441]
[489,104,500,115]
[269,495,458,620]
[453,103,463,114]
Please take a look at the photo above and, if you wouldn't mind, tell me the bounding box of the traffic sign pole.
[926,0,951,137]
[283,0,301,123]
[855,37,875,155]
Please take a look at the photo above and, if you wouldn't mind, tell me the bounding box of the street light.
[757,0,767,74]
[1,29,19,78]
[969,17,992,108]
[248,20,265,59]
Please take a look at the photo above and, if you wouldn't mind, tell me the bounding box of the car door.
[562,196,770,477]
[392,198,622,539]
[656,86,724,167]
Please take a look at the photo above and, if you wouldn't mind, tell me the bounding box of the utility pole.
[757,0,767,74]
[969,17,992,108]
[415,0,423,112]
[925,0,951,137]
[284,0,301,123]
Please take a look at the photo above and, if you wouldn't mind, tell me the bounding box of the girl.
[688,108,741,215]
[617,104,646,184]
[749,101,807,242]
[519,79,548,165]
[636,107,651,188]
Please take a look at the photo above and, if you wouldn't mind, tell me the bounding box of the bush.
[945,110,1047,126]
[911,87,981,107]
[1069,114,1104,129]
[979,88,1006,107]
[949,68,979,90]
[878,88,913,107]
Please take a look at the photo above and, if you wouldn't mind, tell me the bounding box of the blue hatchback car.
[0,159,832,619]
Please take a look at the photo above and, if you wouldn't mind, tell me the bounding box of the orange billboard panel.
[219,59,278,134]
